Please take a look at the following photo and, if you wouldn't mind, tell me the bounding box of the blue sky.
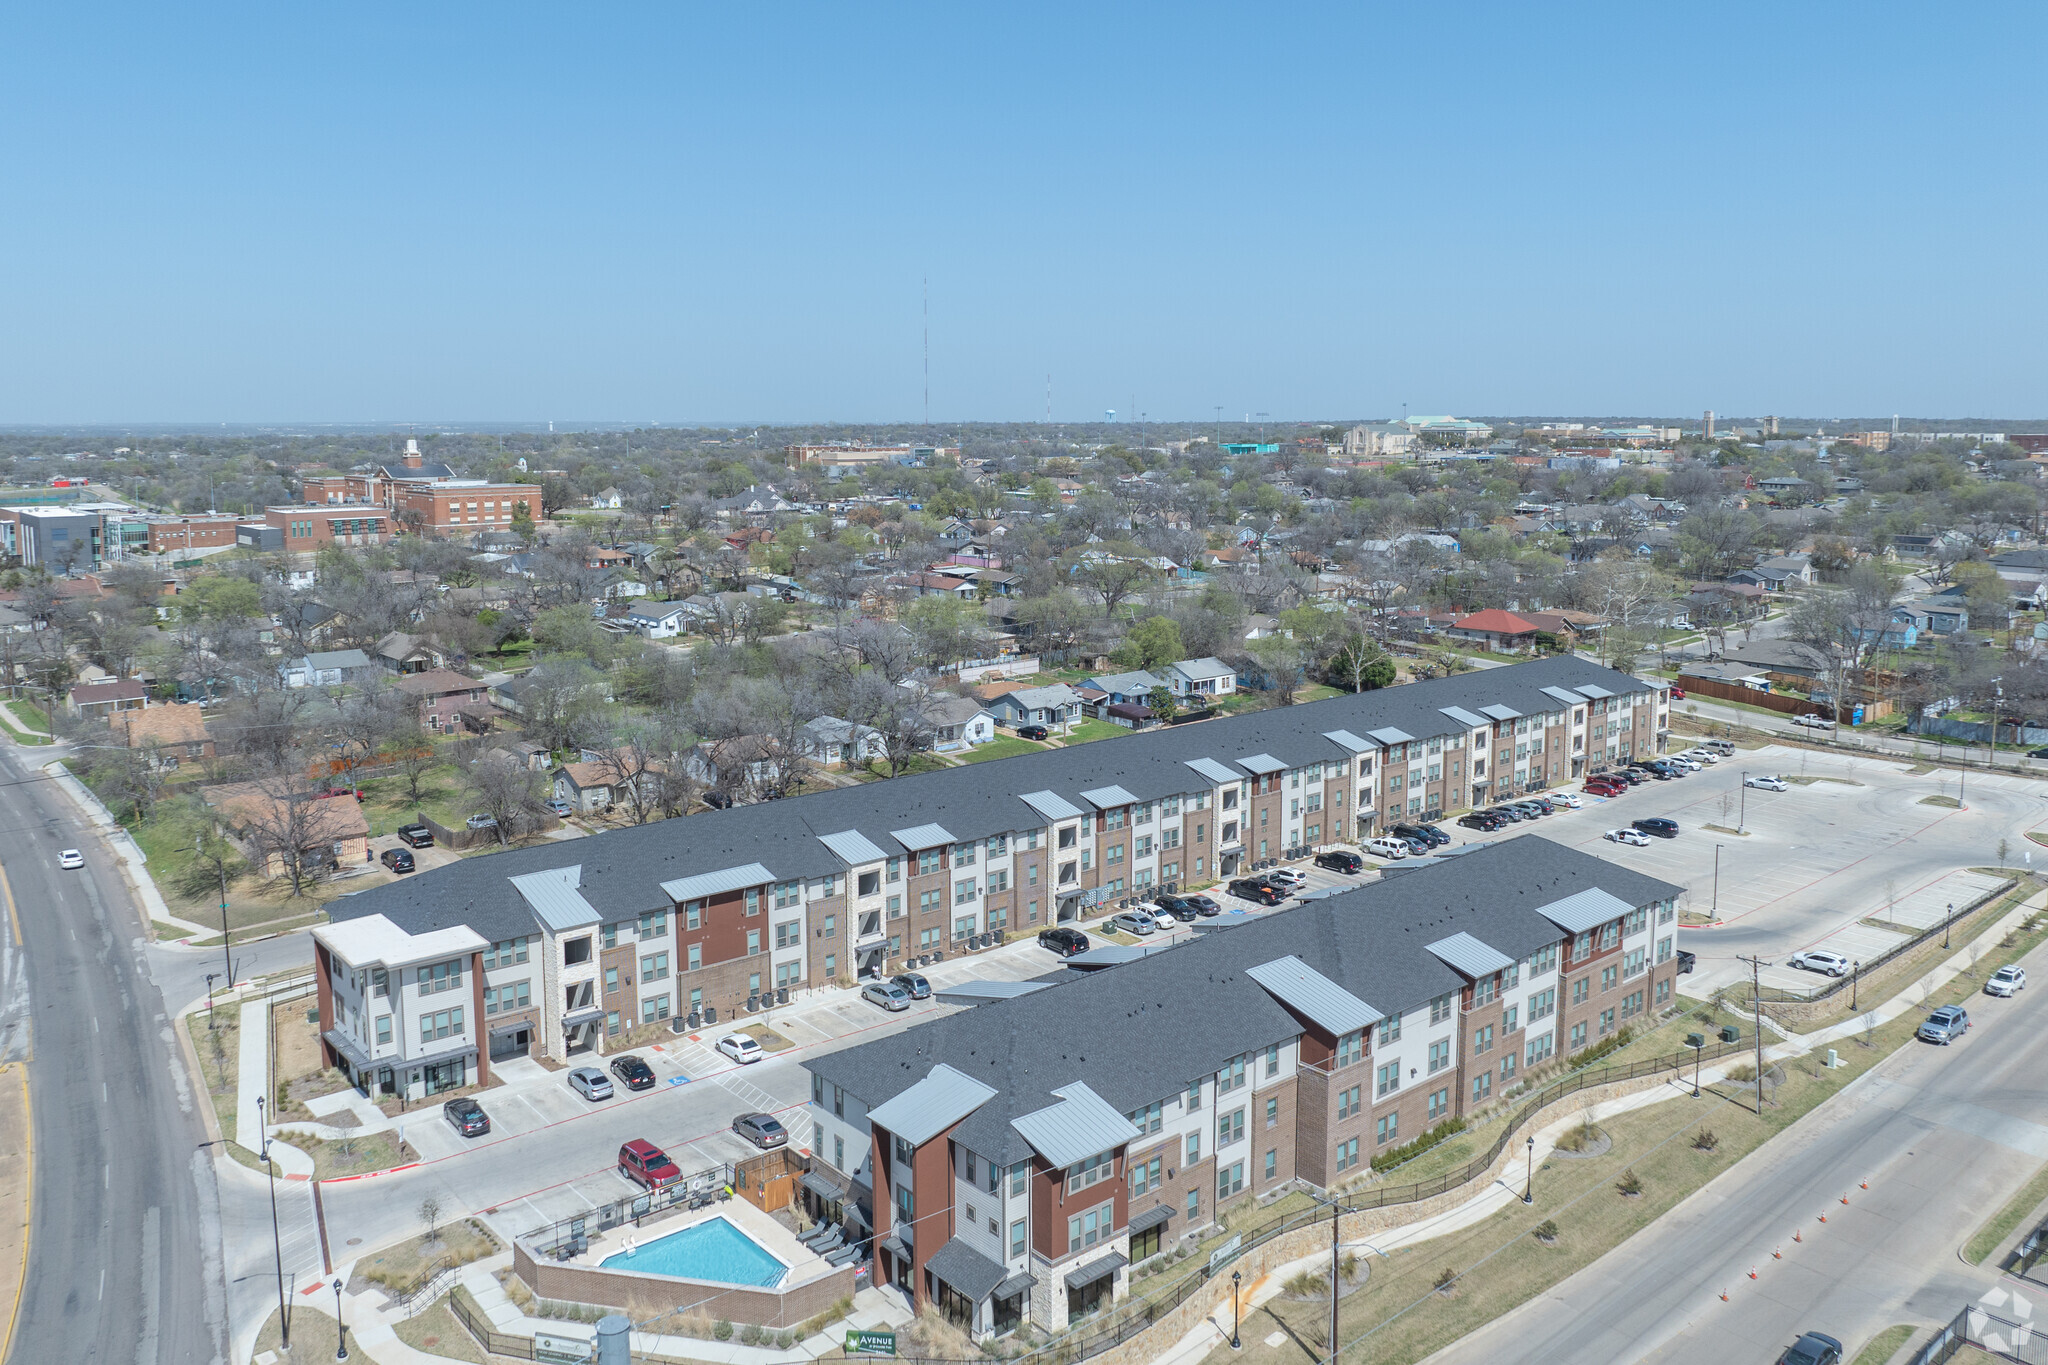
[3,4,2042,424]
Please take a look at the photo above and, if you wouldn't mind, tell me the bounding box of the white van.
[1701,739,1737,756]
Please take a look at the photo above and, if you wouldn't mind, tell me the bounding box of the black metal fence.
[2012,1208,2048,1283]
[525,1160,737,1259]
[449,1288,536,1360]
[1742,876,2023,1008]
[1907,1305,1972,1365]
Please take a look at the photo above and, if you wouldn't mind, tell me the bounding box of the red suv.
[1583,777,1627,796]
[618,1139,683,1190]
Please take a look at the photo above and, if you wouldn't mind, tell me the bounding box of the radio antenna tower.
[923,277,930,428]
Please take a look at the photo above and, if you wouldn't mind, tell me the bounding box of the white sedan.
[715,1033,764,1064]
[58,849,84,870]
[1744,775,1789,792]
[1551,793,1583,809]
[1604,828,1651,847]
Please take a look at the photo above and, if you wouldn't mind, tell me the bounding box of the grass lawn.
[1964,1157,2048,1264]
[391,1300,485,1363]
[182,1009,242,1146]
[127,809,342,932]
[351,1219,500,1296]
[247,1304,343,1363]
[272,1128,417,1181]
[1294,684,1344,703]
[1850,1326,1915,1365]
[1201,897,2048,1365]
[3,699,49,732]
[354,767,471,837]
[958,736,1050,763]
[1060,719,1128,745]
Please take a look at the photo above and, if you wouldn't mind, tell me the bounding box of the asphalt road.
[1431,935,2048,1365]
[0,746,227,1364]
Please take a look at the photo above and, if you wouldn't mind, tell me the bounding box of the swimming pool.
[600,1215,788,1287]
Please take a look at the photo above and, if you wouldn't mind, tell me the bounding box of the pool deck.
[566,1195,839,1289]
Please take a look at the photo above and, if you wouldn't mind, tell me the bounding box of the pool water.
[600,1215,788,1287]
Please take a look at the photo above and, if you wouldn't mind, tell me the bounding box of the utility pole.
[1329,1194,1340,1362]
[1736,955,1769,1111]
[1712,844,1722,919]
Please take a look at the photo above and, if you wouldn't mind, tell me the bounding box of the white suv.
[1789,950,1850,978]
[1986,965,2027,997]
[1363,837,1409,860]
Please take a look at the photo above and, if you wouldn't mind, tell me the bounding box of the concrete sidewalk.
[236,998,269,1149]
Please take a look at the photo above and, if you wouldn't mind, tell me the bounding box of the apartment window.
[1571,977,1589,1006]
[1337,1085,1362,1120]
[639,952,669,982]
[1623,948,1646,978]
[1067,1200,1114,1254]
[1265,1044,1279,1077]
[746,889,760,915]
[887,856,901,883]
[1129,1156,1162,1196]
[1376,1062,1400,1098]
[601,924,618,950]
[1527,1033,1554,1066]
[637,911,668,939]
[1126,1100,1163,1134]
[1186,1132,1201,1165]
[687,943,702,971]
[953,916,974,941]
[954,879,976,905]
[370,969,387,998]
[886,894,903,919]
[1187,1189,1200,1223]
[1265,1149,1278,1181]
[1430,993,1453,1025]
[1011,1220,1027,1259]
[1336,1031,1363,1068]
[776,961,801,988]
[918,850,942,876]
[1011,1162,1029,1197]
[822,955,834,978]
[1377,1015,1402,1046]
[1528,988,1556,1022]
[1472,977,1496,1008]
[1428,1040,1451,1073]
[1472,1072,1492,1103]
[375,1015,391,1045]
[1335,1138,1360,1172]
[1375,1113,1399,1147]
[1218,1108,1244,1147]
[418,1007,462,1042]
[1217,1162,1244,1200]
[1265,1096,1279,1128]
[1186,1079,1202,1111]
[986,870,1009,894]
[1574,930,1594,960]
[641,994,671,1023]
[484,981,530,1014]
[685,902,703,931]
[1656,978,1672,1005]
[483,938,529,969]
[416,961,463,995]
[1569,1021,1588,1051]
[746,930,760,956]
[1105,843,1123,866]
[1503,1005,1519,1033]
[954,842,977,867]
[775,921,800,949]
[1427,1087,1449,1122]
[1500,1051,1518,1082]
[1657,936,1673,964]
[606,1011,620,1036]
[1218,1055,1246,1094]
[1601,965,1618,992]
[1473,1025,1494,1055]
[1065,1149,1114,1194]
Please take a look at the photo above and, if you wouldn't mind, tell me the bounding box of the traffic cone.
[1719,1290,1730,1302]
[1793,1231,1803,1243]
[1772,1248,1782,1260]
[1747,1267,1758,1280]
[1818,1214,1827,1223]
[1840,1194,1849,1205]
[1859,1179,1868,1189]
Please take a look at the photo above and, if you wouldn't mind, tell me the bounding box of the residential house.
[207,781,372,878]
[1848,609,1920,650]
[892,572,979,601]
[1082,670,1167,707]
[552,751,667,815]
[1103,701,1156,730]
[800,717,889,770]
[1161,657,1237,702]
[67,677,148,719]
[1446,610,1543,653]
[985,685,1083,730]
[922,695,997,752]
[589,487,623,510]
[624,600,706,640]
[684,736,783,795]
[116,702,213,770]
[394,670,493,733]
[1518,610,1606,646]
[281,649,377,689]
[373,631,449,675]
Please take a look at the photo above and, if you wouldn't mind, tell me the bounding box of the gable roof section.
[509,867,601,931]
[1245,956,1383,1034]
[1019,790,1084,822]
[1321,729,1371,753]
[1184,757,1241,786]
[1078,785,1139,810]
[1534,886,1635,934]
[1010,1082,1142,1168]
[817,830,889,866]
[1425,931,1517,978]
[660,862,775,904]
[1237,753,1286,775]
[1438,706,1488,728]
[891,823,955,852]
[867,1063,997,1147]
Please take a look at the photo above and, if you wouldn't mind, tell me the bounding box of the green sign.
[845,1330,898,1357]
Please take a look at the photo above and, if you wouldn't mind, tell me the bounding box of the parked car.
[1669,687,1687,700]
[1744,774,1789,792]
[1157,894,1202,921]
[1605,828,1650,846]
[618,1139,683,1190]
[1264,868,1309,890]
[1228,878,1284,905]
[1629,763,1672,781]
[1582,782,1625,798]
[1182,894,1222,917]
[57,849,84,870]
[442,1096,490,1137]
[396,823,434,848]
[609,1054,658,1088]
[861,981,913,1011]
[465,813,498,830]
[891,972,932,1000]
[1016,724,1050,741]
[1509,801,1548,820]
[1459,812,1506,831]
[1683,748,1720,764]
[1632,817,1680,838]
[732,1112,788,1150]
[1038,927,1090,956]
[547,798,574,817]
[569,1066,614,1101]
[1614,768,1648,785]
[1986,965,2027,997]
[1109,911,1156,936]
[1314,850,1365,873]
[1774,1332,1842,1365]
[1390,823,1449,849]
[1788,950,1850,978]
[379,848,415,874]
[1141,902,1179,932]
[1917,1005,1970,1044]
[1792,713,1836,730]
[1550,793,1583,809]
[2029,746,2048,760]
[1362,836,1410,860]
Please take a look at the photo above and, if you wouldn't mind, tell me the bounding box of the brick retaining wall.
[512,1241,854,1328]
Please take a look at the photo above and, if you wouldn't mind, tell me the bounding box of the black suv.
[396,824,435,848]
[442,1096,490,1137]
[1155,894,1203,921]
[1390,823,1450,848]
[1228,878,1284,906]
[1038,927,1089,956]
[380,848,416,874]
[1632,817,1680,838]
[891,972,932,999]
[1458,811,1506,831]
[609,1055,657,1090]
[1314,850,1364,874]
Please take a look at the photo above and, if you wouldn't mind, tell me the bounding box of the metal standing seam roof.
[1425,931,1517,978]
[1065,1251,1128,1292]
[1237,753,1287,775]
[1127,1204,1173,1234]
[1244,956,1384,1034]
[1184,757,1241,786]
[816,830,889,866]
[660,862,776,904]
[1439,706,1488,728]
[934,980,1054,1004]
[866,1063,997,1147]
[1079,785,1139,809]
[1366,726,1415,745]
[1321,729,1371,752]
[1535,887,1635,934]
[1539,686,1585,708]
[1575,684,1615,699]
[1477,704,1521,721]
[1010,1082,1142,1168]
[890,823,956,852]
[507,867,602,931]
[1019,790,1084,822]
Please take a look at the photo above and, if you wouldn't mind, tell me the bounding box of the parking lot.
[320,743,2047,1257]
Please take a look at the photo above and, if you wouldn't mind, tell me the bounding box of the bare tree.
[460,750,549,846]
[223,765,358,899]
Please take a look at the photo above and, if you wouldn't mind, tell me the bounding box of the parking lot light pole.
[1738,772,1747,834]
[1524,1135,1535,1204]
[334,1277,349,1360]
[1689,1037,1705,1097]
[1944,901,1954,949]
[257,1096,289,1349]
[1230,1270,1242,1350]
[1711,845,1722,919]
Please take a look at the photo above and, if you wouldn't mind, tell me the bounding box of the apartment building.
[143,515,241,553]
[803,838,1683,1337]
[316,655,1668,1085]
[298,439,534,536]
[262,505,389,549]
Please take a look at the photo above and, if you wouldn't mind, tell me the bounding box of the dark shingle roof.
[806,836,1678,1165]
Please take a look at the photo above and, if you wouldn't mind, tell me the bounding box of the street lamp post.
[1738,772,1747,834]
[333,1277,349,1360]
[1711,844,1722,920]
[1851,960,1860,1011]
[206,972,218,1030]
[1689,1036,1705,1097]
[257,1096,290,1349]
[1523,1135,1535,1204]
[1944,901,1954,950]
[199,834,234,988]
[1230,1270,1242,1350]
